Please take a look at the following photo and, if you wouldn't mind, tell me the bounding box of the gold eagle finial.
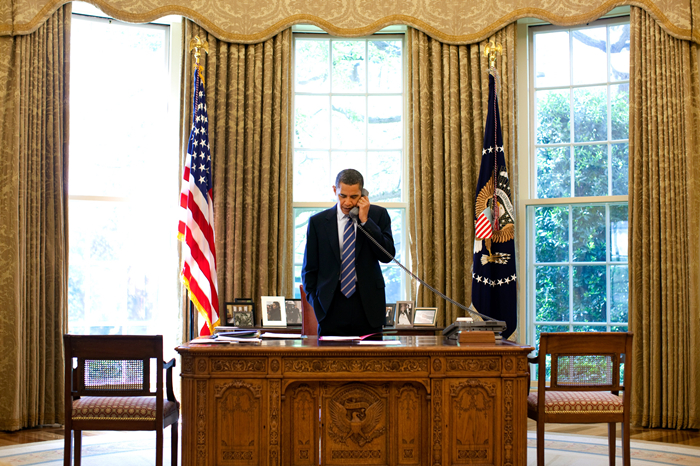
[483,40,503,69]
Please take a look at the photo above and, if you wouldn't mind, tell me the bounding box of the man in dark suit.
[302,169,396,336]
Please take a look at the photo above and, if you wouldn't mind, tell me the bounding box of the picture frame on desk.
[413,307,438,327]
[225,302,255,328]
[384,303,396,327]
[395,301,414,328]
[284,299,302,326]
[261,296,287,327]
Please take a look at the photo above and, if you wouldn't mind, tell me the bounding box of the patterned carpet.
[1,430,699,465]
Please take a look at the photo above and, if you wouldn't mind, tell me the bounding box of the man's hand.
[357,195,370,224]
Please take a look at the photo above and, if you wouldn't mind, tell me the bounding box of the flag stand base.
[459,331,496,344]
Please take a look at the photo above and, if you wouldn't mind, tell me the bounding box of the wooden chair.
[527,332,633,466]
[299,284,318,336]
[63,334,179,466]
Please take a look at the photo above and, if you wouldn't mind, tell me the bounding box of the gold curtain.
[0,4,70,431]
[408,26,517,328]
[181,23,293,327]
[629,6,700,429]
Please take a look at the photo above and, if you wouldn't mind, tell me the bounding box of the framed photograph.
[395,301,414,328]
[224,302,256,328]
[233,303,255,328]
[413,307,438,327]
[261,296,287,327]
[285,299,303,326]
[384,303,396,327]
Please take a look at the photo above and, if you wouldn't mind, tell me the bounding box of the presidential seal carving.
[328,385,386,448]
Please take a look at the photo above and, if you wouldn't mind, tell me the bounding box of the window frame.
[516,12,631,349]
[291,30,411,301]
[68,6,183,354]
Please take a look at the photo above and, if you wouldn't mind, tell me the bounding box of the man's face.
[333,182,362,215]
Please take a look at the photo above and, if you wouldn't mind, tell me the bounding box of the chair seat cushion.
[527,391,623,414]
[72,396,180,421]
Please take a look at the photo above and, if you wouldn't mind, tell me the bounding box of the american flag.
[471,72,517,339]
[178,66,219,336]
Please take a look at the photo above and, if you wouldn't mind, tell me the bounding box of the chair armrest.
[164,358,178,402]
[527,354,540,365]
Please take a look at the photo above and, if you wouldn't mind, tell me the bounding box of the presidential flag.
[471,72,517,339]
[178,66,219,336]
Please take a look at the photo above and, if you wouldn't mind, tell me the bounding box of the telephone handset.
[349,188,369,221]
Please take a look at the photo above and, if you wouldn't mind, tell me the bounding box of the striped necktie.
[340,216,356,297]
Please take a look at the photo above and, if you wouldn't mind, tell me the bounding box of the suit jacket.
[301,204,396,328]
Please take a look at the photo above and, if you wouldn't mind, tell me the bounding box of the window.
[292,32,408,301]
[525,17,630,347]
[68,4,182,354]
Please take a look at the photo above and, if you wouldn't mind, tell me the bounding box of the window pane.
[611,265,629,322]
[368,95,402,149]
[331,151,367,182]
[610,204,628,261]
[387,208,404,262]
[296,39,329,93]
[572,205,606,262]
[574,144,607,196]
[293,151,330,202]
[69,200,175,333]
[535,89,570,144]
[294,208,322,264]
[368,40,402,93]
[367,151,402,202]
[612,143,629,195]
[609,24,630,81]
[534,31,570,87]
[611,84,629,140]
[535,206,569,263]
[69,19,168,197]
[536,147,570,198]
[573,265,606,322]
[535,266,569,321]
[572,27,607,85]
[295,95,330,149]
[573,85,607,142]
[332,41,365,93]
[331,96,366,149]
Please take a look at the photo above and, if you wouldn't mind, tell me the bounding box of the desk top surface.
[177,335,533,355]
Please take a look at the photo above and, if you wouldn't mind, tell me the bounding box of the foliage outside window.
[292,33,407,301]
[528,18,630,357]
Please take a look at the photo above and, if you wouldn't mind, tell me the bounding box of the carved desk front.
[176,336,533,466]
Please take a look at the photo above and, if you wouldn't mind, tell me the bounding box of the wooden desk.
[176,336,533,466]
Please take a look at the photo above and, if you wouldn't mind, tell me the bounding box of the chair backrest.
[299,285,318,336]
[64,334,164,399]
[536,332,633,394]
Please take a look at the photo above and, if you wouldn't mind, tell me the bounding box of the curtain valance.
[3,0,699,44]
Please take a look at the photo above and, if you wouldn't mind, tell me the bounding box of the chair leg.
[171,421,179,466]
[622,419,631,466]
[607,423,616,466]
[63,426,72,466]
[537,420,545,466]
[156,428,164,466]
[75,430,82,466]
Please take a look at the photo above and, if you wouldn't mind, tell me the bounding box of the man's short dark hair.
[335,169,364,190]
